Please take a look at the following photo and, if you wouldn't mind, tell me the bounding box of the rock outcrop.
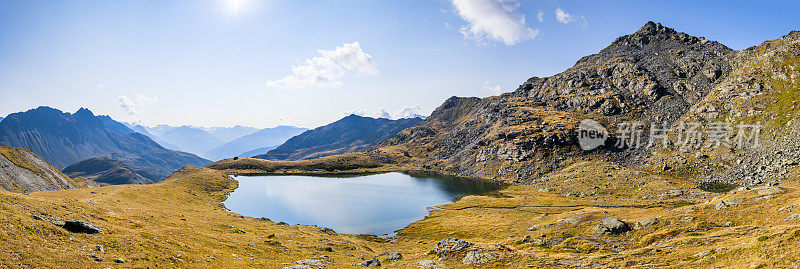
[0,146,97,192]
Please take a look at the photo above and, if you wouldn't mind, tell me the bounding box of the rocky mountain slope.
[0,107,209,182]
[377,22,793,186]
[255,115,422,161]
[204,126,307,161]
[0,146,97,192]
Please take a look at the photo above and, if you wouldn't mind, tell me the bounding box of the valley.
[1,18,799,268]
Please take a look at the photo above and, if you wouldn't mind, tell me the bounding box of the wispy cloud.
[340,105,425,120]
[555,8,587,26]
[450,0,539,46]
[134,93,159,104]
[266,42,379,89]
[118,96,138,115]
[118,93,158,116]
[481,82,504,96]
[537,10,544,22]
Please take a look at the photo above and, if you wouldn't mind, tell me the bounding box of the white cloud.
[555,8,587,26]
[340,106,425,120]
[394,105,423,119]
[266,42,379,89]
[482,82,504,96]
[118,96,138,115]
[118,93,158,116]
[451,0,539,46]
[537,10,544,22]
[134,93,159,104]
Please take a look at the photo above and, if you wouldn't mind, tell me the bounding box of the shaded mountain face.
[0,146,97,192]
[0,107,209,182]
[378,22,795,185]
[205,126,307,161]
[256,115,422,161]
[63,157,151,185]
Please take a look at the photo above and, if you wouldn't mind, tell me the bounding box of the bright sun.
[221,0,255,15]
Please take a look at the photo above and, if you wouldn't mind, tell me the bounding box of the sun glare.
[221,0,255,15]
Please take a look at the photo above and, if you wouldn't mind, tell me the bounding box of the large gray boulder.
[433,238,473,256]
[462,251,497,264]
[594,218,629,235]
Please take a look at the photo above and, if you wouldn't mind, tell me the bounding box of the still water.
[224,172,503,235]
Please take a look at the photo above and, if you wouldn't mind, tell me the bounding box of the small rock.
[657,189,683,199]
[757,187,783,196]
[417,260,443,269]
[96,245,104,253]
[633,217,659,230]
[785,213,800,221]
[754,195,774,202]
[291,259,323,266]
[527,224,540,231]
[63,220,103,234]
[433,238,473,256]
[114,258,125,263]
[714,198,743,210]
[386,252,402,261]
[594,218,629,235]
[558,215,585,225]
[679,215,695,222]
[281,266,311,269]
[353,258,381,267]
[462,251,496,264]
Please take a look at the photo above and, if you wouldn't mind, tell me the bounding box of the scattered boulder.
[785,213,800,221]
[633,217,659,230]
[114,258,125,263]
[757,187,783,196]
[386,252,402,261]
[714,198,743,210]
[417,260,443,269]
[353,258,381,267]
[461,252,496,264]
[281,266,311,269]
[291,259,323,266]
[657,189,682,199]
[594,218,629,235]
[32,215,65,226]
[558,215,586,225]
[63,220,103,234]
[433,238,473,256]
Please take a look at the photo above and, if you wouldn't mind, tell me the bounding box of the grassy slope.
[0,167,403,267]
[2,162,799,267]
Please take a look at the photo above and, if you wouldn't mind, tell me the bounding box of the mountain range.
[0,106,209,183]
[125,124,302,160]
[255,114,422,161]
[204,126,307,160]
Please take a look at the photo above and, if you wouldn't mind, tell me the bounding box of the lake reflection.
[224,172,503,235]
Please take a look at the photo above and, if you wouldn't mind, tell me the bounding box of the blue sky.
[0,0,798,128]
